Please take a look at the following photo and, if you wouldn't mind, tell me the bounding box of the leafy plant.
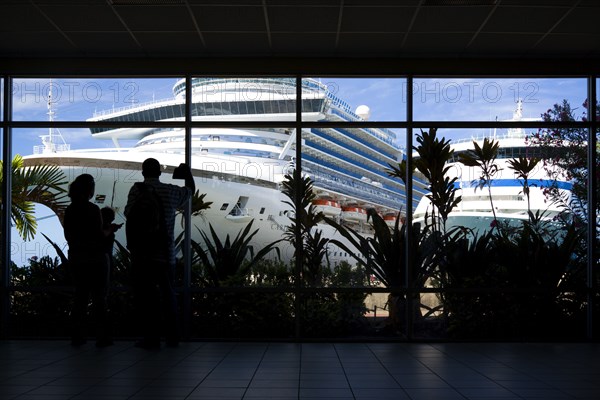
[192,220,281,287]
[459,138,501,227]
[409,128,461,231]
[176,190,213,227]
[0,155,69,240]
[507,156,540,215]
[325,210,425,334]
[280,171,330,285]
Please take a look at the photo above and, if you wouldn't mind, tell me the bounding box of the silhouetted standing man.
[125,158,195,348]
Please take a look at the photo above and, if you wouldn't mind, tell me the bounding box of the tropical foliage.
[5,107,595,339]
[459,137,501,225]
[280,171,330,285]
[0,155,69,240]
[192,220,281,287]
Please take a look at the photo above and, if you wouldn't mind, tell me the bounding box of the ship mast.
[36,80,70,154]
[507,98,524,138]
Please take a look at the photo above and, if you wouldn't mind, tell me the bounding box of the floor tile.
[0,341,598,400]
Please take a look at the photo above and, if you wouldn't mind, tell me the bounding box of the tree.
[526,99,599,219]
[388,128,461,232]
[0,155,69,240]
[459,137,501,228]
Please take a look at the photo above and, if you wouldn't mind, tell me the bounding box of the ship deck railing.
[450,131,527,144]
[92,97,183,118]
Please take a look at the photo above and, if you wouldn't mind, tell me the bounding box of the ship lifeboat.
[384,213,399,227]
[341,206,368,223]
[312,199,342,216]
[384,213,406,227]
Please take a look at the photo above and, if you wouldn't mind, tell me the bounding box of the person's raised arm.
[173,163,195,193]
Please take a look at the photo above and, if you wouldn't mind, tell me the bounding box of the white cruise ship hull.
[23,150,358,264]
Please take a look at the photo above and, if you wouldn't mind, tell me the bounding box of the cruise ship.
[413,100,572,234]
[24,78,427,263]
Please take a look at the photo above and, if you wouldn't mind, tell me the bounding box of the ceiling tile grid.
[0,0,597,58]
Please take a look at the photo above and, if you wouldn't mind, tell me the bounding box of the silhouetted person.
[125,158,194,348]
[64,174,117,347]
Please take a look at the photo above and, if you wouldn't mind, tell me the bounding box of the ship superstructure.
[25,78,428,263]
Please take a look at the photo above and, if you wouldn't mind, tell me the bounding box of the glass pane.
[300,126,415,288]
[1,77,3,121]
[413,126,572,234]
[302,77,406,121]
[413,78,587,122]
[596,123,600,339]
[187,126,295,288]
[413,124,588,340]
[0,128,3,324]
[11,124,185,337]
[12,78,181,121]
[189,77,296,122]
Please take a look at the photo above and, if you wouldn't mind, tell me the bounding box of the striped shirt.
[124,177,192,265]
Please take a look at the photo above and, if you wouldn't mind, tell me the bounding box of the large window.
[1,74,597,340]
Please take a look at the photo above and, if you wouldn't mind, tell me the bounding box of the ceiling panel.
[0,4,57,32]
[404,33,474,53]
[469,32,542,54]
[0,0,595,59]
[340,6,413,33]
[267,6,340,32]
[535,33,600,55]
[68,32,143,54]
[552,6,600,34]
[191,5,265,32]
[188,0,262,4]
[0,32,75,56]
[135,32,205,54]
[499,0,576,5]
[111,5,196,31]
[337,33,406,54]
[36,5,125,31]
[202,32,270,54]
[483,6,568,33]
[412,6,492,32]
[271,33,338,53]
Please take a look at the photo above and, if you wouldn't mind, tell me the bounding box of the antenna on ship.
[35,80,70,154]
[508,98,524,138]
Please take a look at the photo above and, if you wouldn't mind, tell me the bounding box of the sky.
[3,76,593,266]
[8,76,590,155]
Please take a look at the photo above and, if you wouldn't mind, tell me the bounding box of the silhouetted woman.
[64,173,116,347]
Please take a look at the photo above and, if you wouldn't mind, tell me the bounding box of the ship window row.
[221,149,277,158]
[136,134,287,148]
[304,156,426,202]
[90,99,325,134]
[462,195,525,202]
[329,108,396,147]
[304,144,429,200]
[305,139,400,185]
[449,146,543,162]
[303,158,406,208]
[311,128,395,166]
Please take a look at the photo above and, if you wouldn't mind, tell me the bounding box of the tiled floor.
[0,341,599,400]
